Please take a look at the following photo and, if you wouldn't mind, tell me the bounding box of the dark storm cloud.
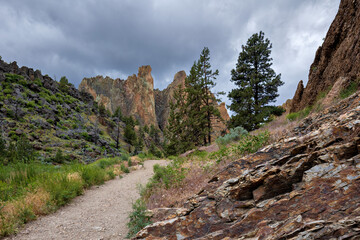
[0,0,340,105]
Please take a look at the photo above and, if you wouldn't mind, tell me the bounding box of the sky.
[0,0,340,106]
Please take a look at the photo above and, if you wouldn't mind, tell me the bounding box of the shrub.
[151,160,186,189]
[79,166,106,187]
[3,88,13,94]
[26,101,36,108]
[232,131,270,156]
[5,73,24,83]
[33,78,42,86]
[286,112,300,121]
[216,126,248,147]
[120,163,130,173]
[54,149,65,164]
[120,154,130,161]
[127,199,151,238]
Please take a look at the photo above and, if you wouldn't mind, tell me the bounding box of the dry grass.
[0,188,50,236]
[252,114,299,142]
[24,188,50,215]
[67,172,82,182]
[146,162,212,209]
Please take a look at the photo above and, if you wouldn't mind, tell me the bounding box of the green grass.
[210,131,270,163]
[0,157,122,236]
[286,106,313,121]
[340,80,359,99]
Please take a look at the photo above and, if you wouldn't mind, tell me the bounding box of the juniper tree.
[228,31,284,131]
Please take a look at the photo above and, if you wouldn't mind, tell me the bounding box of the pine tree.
[196,47,221,144]
[124,116,137,146]
[165,84,193,155]
[165,47,222,154]
[228,31,284,131]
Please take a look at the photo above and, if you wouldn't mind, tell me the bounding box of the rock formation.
[79,66,157,126]
[154,71,186,130]
[135,90,360,240]
[80,67,230,138]
[290,0,360,112]
[289,80,304,113]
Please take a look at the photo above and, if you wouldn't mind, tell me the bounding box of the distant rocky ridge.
[290,0,360,112]
[80,66,229,137]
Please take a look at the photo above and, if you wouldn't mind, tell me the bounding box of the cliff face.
[154,71,186,130]
[80,67,230,138]
[79,66,157,126]
[291,0,360,112]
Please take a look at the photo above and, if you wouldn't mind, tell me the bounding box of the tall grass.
[0,157,123,237]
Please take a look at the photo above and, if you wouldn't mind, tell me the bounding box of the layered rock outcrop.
[80,67,229,138]
[135,91,360,240]
[290,0,360,112]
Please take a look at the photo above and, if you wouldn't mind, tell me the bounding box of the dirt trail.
[5,160,167,240]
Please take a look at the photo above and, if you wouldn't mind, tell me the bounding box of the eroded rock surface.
[80,67,229,139]
[135,93,360,239]
[291,0,360,112]
[79,66,157,126]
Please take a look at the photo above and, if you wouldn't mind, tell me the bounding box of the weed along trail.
[5,160,167,240]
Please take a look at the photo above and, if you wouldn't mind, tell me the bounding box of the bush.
[127,199,151,238]
[26,101,36,108]
[216,126,248,147]
[120,163,130,173]
[3,88,13,94]
[232,131,270,156]
[120,153,130,161]
[79,166,106,187]
[54,149,65,164]
[151,160,186,189]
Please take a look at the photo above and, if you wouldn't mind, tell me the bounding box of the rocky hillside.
[0,59,128,162]
[80,67,229,137]
[290,0,360,112]
[135,89,360,240]
[133,0,360,238]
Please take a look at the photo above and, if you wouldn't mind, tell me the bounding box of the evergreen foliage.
[124,116,137,148]
[0,135,35,165]
[228,31,284,131]
[165,47,223,155]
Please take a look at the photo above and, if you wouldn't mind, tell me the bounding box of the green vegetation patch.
[340,80,359,99]
[126,199,151,238]
[286,106,313,122]
[0,156,121,237]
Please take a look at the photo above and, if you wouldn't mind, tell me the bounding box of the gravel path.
[5,160,167,240]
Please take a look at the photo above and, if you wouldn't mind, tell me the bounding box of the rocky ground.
[135,93,360,239]
[4,160,167,240]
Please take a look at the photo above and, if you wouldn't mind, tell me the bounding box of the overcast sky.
[0,0,340,106]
